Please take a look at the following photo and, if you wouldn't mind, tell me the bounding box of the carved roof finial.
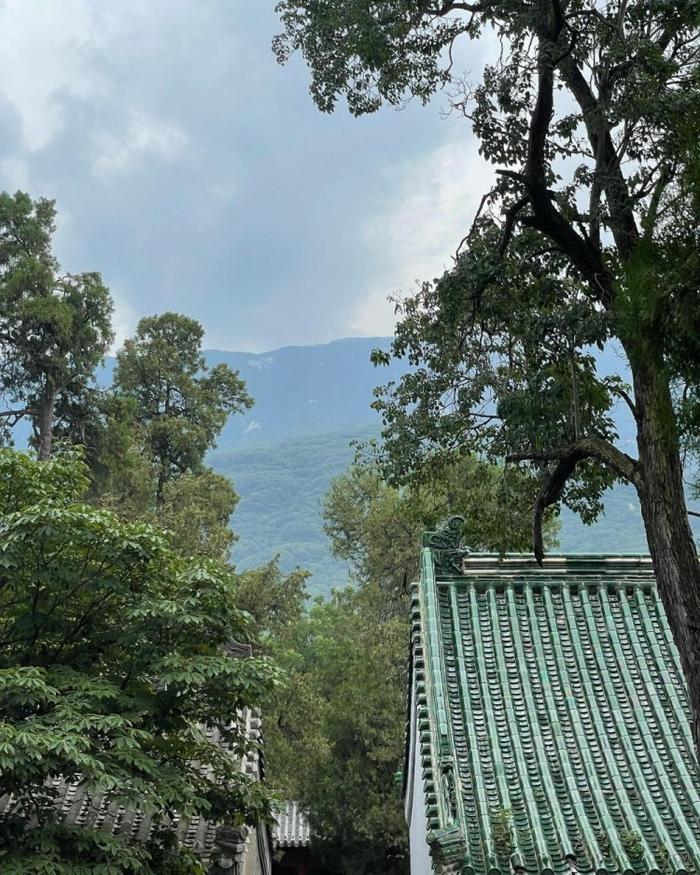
[422,516,467,576]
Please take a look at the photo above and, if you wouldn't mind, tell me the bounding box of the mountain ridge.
[6,336,697,594]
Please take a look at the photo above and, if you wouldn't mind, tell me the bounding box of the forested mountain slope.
[203,338,697,595]
[206,337,408,447]
[8,336,697,596]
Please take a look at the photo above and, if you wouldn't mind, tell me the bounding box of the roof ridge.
[431,552,655,580]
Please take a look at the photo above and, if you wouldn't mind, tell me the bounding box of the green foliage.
[233,557,309,648]
[620,830,644,864]
[262,455,557,874]
[88,394,158,516]
[273,1,474,115]
[88,315,253,563]
[266,583,409,875]
[92,400,240,564]
[276,0,700,535]
[0,191,113,458]
[210,427,372,592]
[158,469,239,561]
[0,449,279,872]
[324,457,558,608]
[114,313,252,500]
[491,808,514,864]
[368,225,623,521]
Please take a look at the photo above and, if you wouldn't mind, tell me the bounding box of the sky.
[0,1,492,352]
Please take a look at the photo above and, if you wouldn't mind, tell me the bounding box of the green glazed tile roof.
[410,544,700,875]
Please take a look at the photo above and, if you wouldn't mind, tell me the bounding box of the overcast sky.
[0,1,491,352]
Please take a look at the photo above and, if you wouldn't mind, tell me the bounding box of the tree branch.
[0,408,29,427]
[507,437,640,482]
[507,437,641,563]
[428,1,485,12]
[606,384,638,420]
[511,9,614,305]
[557,57,639,260]
[455,189,492,257]
[498,196,530,257]
[532,455,577,562]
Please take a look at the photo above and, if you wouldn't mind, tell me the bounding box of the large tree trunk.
[35,388,56,460]
[629,351,700,752]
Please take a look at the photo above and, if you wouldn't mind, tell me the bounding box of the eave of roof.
[410,545,700,875]
[0,712,267,871]
[273,801,311,848]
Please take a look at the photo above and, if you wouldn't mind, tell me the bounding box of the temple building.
[0,647,274,874]
[272,801,313,874]
[404,518,700,874]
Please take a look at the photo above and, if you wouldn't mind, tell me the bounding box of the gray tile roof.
[273,801,310,848]
[1,711,266,871]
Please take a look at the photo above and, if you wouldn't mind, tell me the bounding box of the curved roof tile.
[274,801,311,848]
[409,546,700,875]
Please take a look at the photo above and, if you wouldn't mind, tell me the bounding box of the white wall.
[407,677,433,875]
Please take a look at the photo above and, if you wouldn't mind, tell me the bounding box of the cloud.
[0,0,99,149]
[90,114,189,177]
[0,0,496,352]
[350,131,494,336]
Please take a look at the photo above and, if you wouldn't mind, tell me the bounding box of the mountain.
[204,338,697,595]
[6,337,698,595]
[206,337,408,448]
[205,337,401,592]
[211,427,368,592]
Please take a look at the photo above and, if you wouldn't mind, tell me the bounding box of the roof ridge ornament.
[422,515,468,576]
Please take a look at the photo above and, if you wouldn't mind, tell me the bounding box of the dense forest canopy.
[0,0,698,863]
[0,449,278,872]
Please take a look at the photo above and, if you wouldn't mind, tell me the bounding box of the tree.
[275,1,700,751]
[159,469,240,561]
[235,509,410,874]
[233,557,310,648]
[113,313,252,501]
[283,584,409,875]
[259,458,556,874]
[97,312,254,562]
[0,192,113,458]
[0,448,278,872]
[84,394,239,563]
[324,456,558,612]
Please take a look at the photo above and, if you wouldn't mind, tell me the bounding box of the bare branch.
[498,196,530,257]
[455,189,492,258]
[505,13,614,305]
[607,384,638,420]
[0,408,29,428]
[559,60,639,260]
[427,1,485,12]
